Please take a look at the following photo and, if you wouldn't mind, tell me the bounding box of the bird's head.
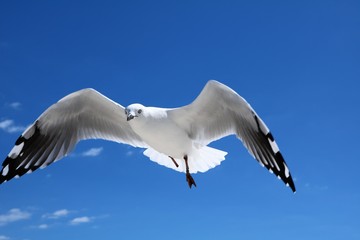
[125,104,145,121]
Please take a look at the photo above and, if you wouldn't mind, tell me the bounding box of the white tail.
[143,146,227,174]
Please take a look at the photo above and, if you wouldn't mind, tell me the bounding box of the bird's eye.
[138,109,142,114]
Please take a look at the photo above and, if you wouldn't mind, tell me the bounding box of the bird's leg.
[184,155,196,188]
[169,156,179,168]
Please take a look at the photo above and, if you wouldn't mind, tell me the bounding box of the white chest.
[129,112,192,158]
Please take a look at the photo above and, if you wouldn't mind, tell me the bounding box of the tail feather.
[143,146,227,174]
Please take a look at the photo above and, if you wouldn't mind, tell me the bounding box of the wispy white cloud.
[38,224,49,229]
[0,208,31,226]
[6,102,22,110]
[69,216,92,225]
[0,119,26,133]
[124,147,142,157]
[0,120,12,129]
[0,235,10,240]
[81,147,103,157]
[29,223,50,230]
[42,209,70,219]
[126,150,134,157]
[304,182,329,191]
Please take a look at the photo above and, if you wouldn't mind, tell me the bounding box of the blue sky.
[0,1,359,239]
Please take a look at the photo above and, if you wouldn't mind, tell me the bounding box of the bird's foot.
[169,156,179,168]
[186,172,197,188]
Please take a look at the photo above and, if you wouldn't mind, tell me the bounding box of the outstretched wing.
[168,80,296,192]
[0,88,147,184]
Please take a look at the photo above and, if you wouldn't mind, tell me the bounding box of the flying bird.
[0,80,296,192]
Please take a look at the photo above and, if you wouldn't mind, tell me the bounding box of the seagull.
[0,80,296,192]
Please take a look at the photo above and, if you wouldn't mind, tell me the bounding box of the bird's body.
[128,106,191,159]
[0,80,296,192]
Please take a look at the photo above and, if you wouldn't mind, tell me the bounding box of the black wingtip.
[0,121,41,185]
[274,151,296,193]
[287,178,296,193]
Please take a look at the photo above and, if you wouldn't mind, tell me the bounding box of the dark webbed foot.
[186,172,197,188]
[184,155,197,188]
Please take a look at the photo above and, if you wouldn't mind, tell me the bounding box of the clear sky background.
[0,1,359,240]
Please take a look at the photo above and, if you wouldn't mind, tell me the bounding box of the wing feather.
[168,80,296,192]
[0,88,147,183]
